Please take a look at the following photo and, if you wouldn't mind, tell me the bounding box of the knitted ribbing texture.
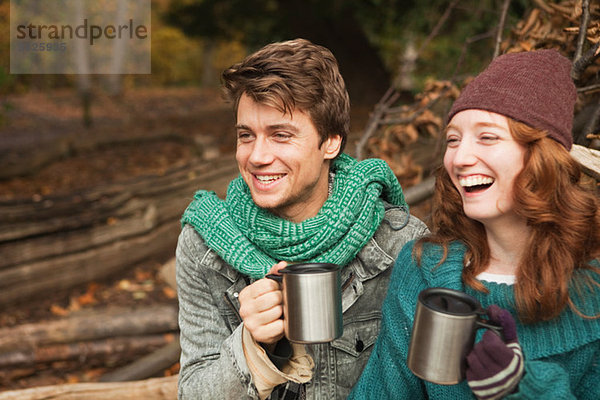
[181,153,407,278]
[349,241,600,400]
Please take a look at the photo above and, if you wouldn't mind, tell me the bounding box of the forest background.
[0,0,598,396]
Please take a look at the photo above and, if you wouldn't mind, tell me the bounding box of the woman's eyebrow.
[473,121,505,129]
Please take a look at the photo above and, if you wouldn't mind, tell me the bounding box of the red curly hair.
[416,118,600,323]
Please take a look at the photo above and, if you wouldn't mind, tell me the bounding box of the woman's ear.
[323,134,342,160]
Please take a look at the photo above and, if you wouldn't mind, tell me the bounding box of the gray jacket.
[176,204,428,399]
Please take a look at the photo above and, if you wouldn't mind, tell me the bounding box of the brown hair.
[221,38,351,153]
[416,118,600,323]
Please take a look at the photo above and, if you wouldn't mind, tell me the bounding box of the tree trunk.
[0,157,239,305]
[0,335,175,368]
[201,39,216,87]
[0,375,178,400]
[107,0,128,96]
[0,305,178,352]
[99,340,181,382]
[74,0,93,127]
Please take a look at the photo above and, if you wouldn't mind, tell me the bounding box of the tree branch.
[581,101,600,145]
[531,0,554,14]
[493,0,512,59]
[417,0,459,58]
[355,88,399,160]
[577,83,600,93]
[572,40,600,81]
[574,0,591,61]
[451,31,495,82]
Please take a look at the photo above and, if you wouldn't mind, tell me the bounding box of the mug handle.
[265,274,282,283]
[265,274,285,322]
[475,310,504,340]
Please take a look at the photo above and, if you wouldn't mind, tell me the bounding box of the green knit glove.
[466,305,524,399]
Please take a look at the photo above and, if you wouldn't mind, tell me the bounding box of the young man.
[176,38,428,399]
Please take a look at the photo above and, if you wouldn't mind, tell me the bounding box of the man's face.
[235,93,341,222]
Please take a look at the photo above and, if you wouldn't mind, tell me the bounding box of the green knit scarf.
[181,153,407,278]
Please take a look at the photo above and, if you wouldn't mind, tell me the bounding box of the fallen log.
[0,156,239,305]
[571,143,600,181]
[0,201,156,270]
[0,305,178,352]
[99,338,181,382]
[0,157,238,240]
[0,221,181,306]
[0,190,134,242]
[0,334,174,368]
[404,175,436,206]
[0,374,178,400]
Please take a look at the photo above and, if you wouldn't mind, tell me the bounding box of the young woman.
[349,49,600,399]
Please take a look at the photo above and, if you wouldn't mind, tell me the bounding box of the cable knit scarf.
[180,153,407,278]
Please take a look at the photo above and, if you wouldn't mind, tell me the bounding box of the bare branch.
[531,0,554,14]
[577,83,600,93]
[581,102,600,144]
[417,0,459,58]
[380,88,451,126]
[451,31,495,82]
[493,0,512,59]
[355,88,399,160]
[572,40,600,81]
[574,0,591,61]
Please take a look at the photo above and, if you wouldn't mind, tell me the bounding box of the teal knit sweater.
[349,241,600,399]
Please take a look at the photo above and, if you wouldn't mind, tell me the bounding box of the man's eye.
[237,132,253,141]
[273,132,291,140]
[446,137,459,146]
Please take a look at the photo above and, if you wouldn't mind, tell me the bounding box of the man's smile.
[253,173,286,184]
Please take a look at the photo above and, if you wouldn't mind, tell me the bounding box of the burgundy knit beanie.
[447,49,577,150]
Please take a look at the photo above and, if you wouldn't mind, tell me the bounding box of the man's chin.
[250,193,283,212]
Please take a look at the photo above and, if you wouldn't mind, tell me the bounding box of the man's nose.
[248,137,275,166]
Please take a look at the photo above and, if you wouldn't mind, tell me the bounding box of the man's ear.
[323,134,342,160]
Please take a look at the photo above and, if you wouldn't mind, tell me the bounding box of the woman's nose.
[452,140,477,166]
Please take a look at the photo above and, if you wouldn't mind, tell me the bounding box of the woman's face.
[443,110,527,225]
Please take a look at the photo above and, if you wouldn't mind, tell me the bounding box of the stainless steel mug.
[267,263,343,343]
[407,287,502,385]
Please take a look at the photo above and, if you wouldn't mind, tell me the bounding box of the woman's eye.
[480,135,498,143]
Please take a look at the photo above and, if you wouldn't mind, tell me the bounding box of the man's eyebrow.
[235,123,300,133]
[268,123,299,133]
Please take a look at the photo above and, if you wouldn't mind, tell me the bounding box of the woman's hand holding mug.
[466,305,524,400]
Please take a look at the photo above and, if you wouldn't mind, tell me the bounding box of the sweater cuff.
[261,337,293,370]
[242,326,314,400]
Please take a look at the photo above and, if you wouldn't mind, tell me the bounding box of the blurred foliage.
[0,0,564,95]
[212,39,246,74]
[151,26,203,85]
[356,0,530,90]
[150,27,246,86]
[0,0,14,94]
[364,0,600,183]
[163,0,532,93]
[165,0,279,47]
